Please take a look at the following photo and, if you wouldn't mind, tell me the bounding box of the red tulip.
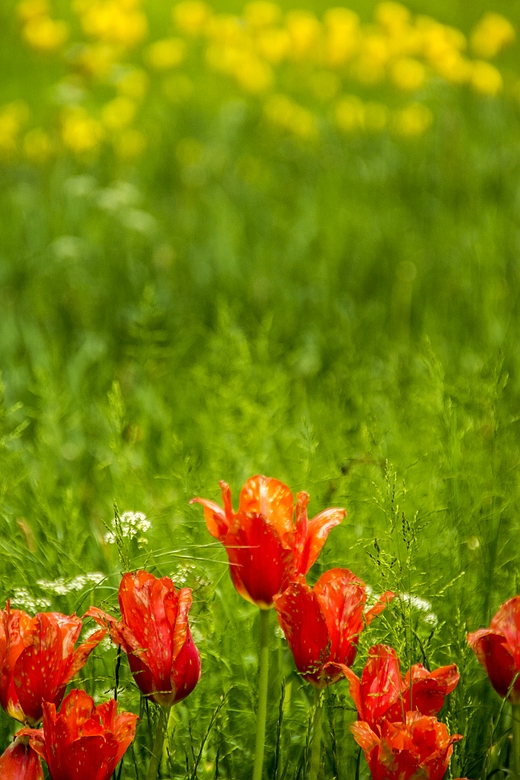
[468,596,520,703]
[351,711,462,780]
[0,605,106,726]
[344,644,459,730]
[88,570,201,707]
[190,476,345,608]
[0,734,43,779]
[273,570,394,687]
[24,689,137,780]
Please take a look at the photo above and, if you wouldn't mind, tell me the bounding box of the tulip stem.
[308,687,323,780]
[146,705,168,780]
[253,608,270,780]
[513,704,520,780]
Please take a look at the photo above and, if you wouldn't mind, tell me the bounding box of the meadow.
[1,0,520,777]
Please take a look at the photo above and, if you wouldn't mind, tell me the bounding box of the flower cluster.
[1,1,517,164]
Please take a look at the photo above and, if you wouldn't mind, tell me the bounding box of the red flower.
[190,476,345,608]
[0,605,106,726]
[0,734,43,779]
[351,711,462,780]
[88,570,201,707]
[344,644,459,730]
[468,596,520,703]
[273,570,394,687]
[25,689,137,780]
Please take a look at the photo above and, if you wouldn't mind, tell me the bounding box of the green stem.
[146,705,168,780]
[308,687,323,780]
[252,608,270,780]
[512,703,520,780]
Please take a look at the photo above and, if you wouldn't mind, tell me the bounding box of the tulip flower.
[351,711,462,780]
[190,475,345,609]
[88,570,201,708]
[24,689,137,780]
[344,644,459,731]
[191,475,345,780]
[0,734,43,779]
[468,596,520,778]
[88,571,201,780]
[0,605,106,726]
[274,571,394,688]
[275,570,393,780]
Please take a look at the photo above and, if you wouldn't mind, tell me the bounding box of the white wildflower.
[37,572,104,595]
[400,592,438,627]
[104,511,150,544]
[10,588,51,612]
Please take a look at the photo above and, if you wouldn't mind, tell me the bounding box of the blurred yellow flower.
[470,13,515,60]
[17,0,49,23]
[264,93,318,139]
[434,52,471,84]
[323,7,359,67]
[113,128,146,158]
[470,60,503,96]
[255,28,290,64]
[335,94,365,132]
[78,1,147,48]
[173,0,212,36]
[392,102,432,136]
[285,10,322,61]
[22,16,69,51]
[0,103,29,158]
[354,33,389,85]
[375,2,410,33]
[116,68,149,100]
[235,56,273,94]
[61,107,104,153]
[390,58,426,91]
[244,1,281,29]
[101,96,136,128]
[146,38,186,69]
[23,127,53,162]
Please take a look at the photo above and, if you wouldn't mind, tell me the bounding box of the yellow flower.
[23,127,53,163]
[335,95,365,132]
[79,1,147,48]
[433,52,471,84]
[145,38,186,70]
[75,43,118,79]
[390,58,426,91]
[470,13,515,59]
[116,68,149,100]
[323,7,359,67]
[264,94,318,139]
[101,96,136,129]
[470,60,503,96]
[22,16,69,51]
[285,10,322,61]
[353,33,389,85]
[392,103,432,137]
[375,2,410,33]
[17,0,49,23]
[61,107,104,153]
[235,55,273,94]
[172,0,211,36]
[255,28,290,64]
[244,1,281,29]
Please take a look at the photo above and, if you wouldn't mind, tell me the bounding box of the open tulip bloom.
[0,604,106,726]
[23,689,137,780]
[274,569,393,780]
[344,644,460,732]
[352,711,462,780]
[468,595,520,777]
[190,475,346,609]
[191,475,345,780]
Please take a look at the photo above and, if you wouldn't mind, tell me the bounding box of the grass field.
[1,0,520,777]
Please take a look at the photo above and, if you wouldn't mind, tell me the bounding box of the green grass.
[2,1,520,777]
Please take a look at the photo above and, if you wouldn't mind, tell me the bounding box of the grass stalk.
[146,705,168,780]
[308,687,323,780]
[512,704,520,780]
[252,608,270,780]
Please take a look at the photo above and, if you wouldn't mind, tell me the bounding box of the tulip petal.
[468,628,519,700]
[490,596,520,666]
[296,508,345,574]
[238,476,295,539]
[0,735,44,780]
[350,720,380,754]
[365,591,395,626]
[189,497,229,541]
[274,580,329,685]
[68,628,106,679]
[314,569,366,664]
[225,513,294,608]
[402,664,460,716]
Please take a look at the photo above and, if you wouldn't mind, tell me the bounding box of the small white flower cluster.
[400,592,439,627]
[170,564,196,587]
[10,588,51,612]
[37,572,105,595]
[104,511,150,545]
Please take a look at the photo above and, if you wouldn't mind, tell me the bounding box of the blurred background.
[1,1,520,776]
